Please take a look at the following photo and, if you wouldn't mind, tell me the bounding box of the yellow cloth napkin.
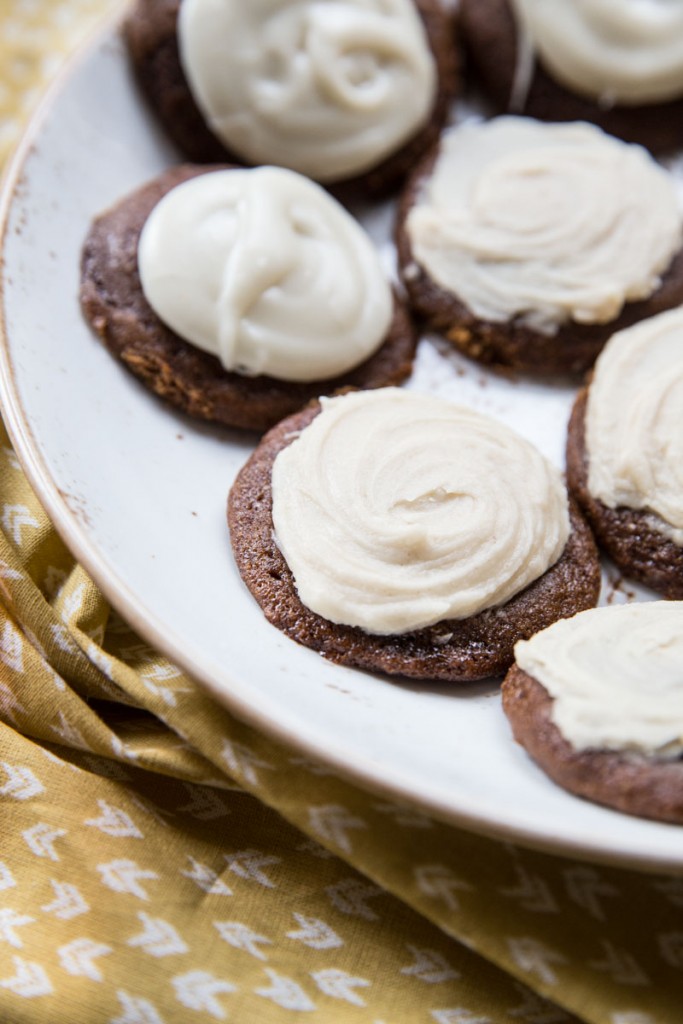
[1,3,682,1022]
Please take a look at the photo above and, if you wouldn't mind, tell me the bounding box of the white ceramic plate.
[1,19,681,874]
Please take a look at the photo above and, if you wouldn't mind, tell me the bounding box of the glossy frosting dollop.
[585,307,683,545]
[406,117,682,334]
[178,0,437,182]
[510,0,683,105]
[138,167,393,382]
[515,603,683,758]
[271,388,570,634]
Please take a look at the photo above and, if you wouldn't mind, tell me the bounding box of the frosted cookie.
[228,388,601,682]
[124,0,459,197]
[503,603,683,824]
[459,0,683,153]
[566,307,683,598]
[396,117,683,375]
[80,164,417,432]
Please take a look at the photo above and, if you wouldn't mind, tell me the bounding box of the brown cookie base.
[459,0,683,154]
[124,0,460,199]
[395,147,683,377]
[502,665,683,824]
[228,401,601,683]
[80,164,418,433]
[566,389,683,598]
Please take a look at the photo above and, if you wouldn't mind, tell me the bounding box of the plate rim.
[1,18,682,877]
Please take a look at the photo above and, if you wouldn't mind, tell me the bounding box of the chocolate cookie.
[228,400,601,683]
[395,143,683,378]
[566,388,683,599]
[502,664,683,824]
[80,164,417,433]
[458,0,683,154]
[124,0,460,198]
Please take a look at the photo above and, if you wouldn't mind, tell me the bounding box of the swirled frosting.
[271,388,570,634]
[510,0,683,106]
[405,117,682,333]
[138,167,393,382]
[585,307,683,545]
[178,0,437,182]
[515,603,683,758]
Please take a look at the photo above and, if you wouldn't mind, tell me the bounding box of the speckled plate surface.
[1,21,680,873]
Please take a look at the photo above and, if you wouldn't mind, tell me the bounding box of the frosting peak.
[178,0,437,181]
[515,602,683,758]
[510,0,683,105]
[138,167,393,382]
[271,388,570,634]
[406,117,682,333]
[585,306,683,544]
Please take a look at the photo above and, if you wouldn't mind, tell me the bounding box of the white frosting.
[178,0,437,182]
[510,0,683,106]
[515,603,683,758]
[585,307,683,545]
[509,17,536,112]
[138,167,393,382]
[405,117,682,334]
[271,388,570,635]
